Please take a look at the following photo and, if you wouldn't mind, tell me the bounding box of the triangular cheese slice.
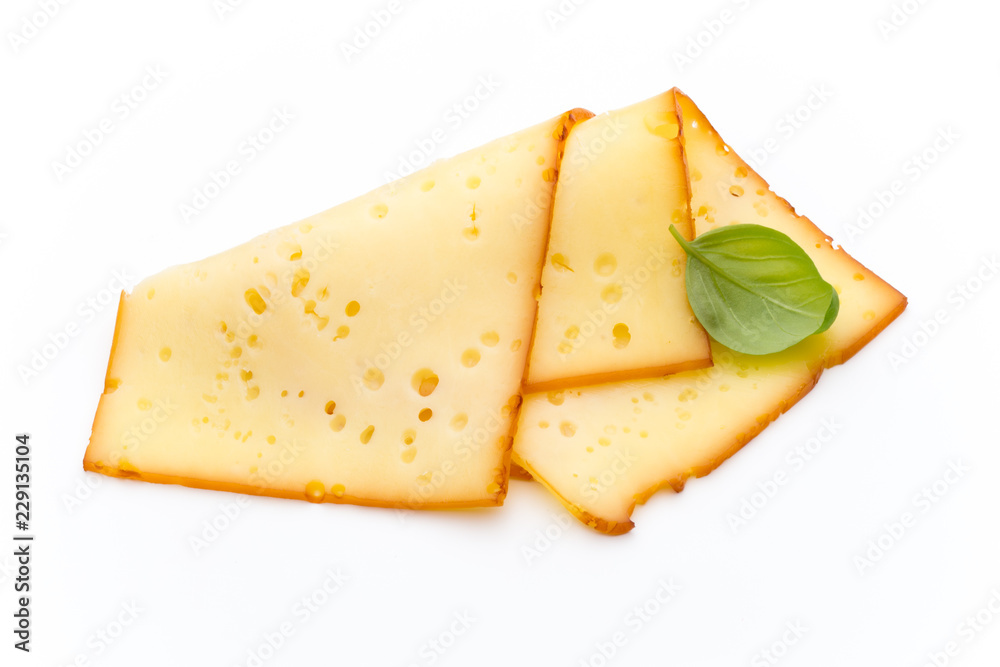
[84,108,591,509]
[512,92,906,533]
[524,90,711,392]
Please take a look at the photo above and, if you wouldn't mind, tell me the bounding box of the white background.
[2,0,999,665]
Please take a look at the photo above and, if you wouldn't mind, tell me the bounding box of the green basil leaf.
[815,288,840,335]
[669,223,838,355]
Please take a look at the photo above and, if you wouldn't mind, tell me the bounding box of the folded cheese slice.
[85,108,591,509]
[512,91,906,533]
[524,89,711,392]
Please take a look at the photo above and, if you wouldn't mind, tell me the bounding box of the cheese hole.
[412,369,439,397]
[735,166,749,178]
[246,386,260,400]
[105,378,121,393]
[539,421,549,429]
[463,225,480,241]
[601,284,623,304]
[643,392,654,402]
[247,335,260,348]
[324,401,336,415]
[360,425,375,444]
[716,142,730,156]
[542,168,557,182]
[317,286,329,301]
[416,472,433,486]
[510,339,522,352]
[291,268,310,296]
[370,203,388,219]
[137,398,152,411]
[466,175,481,189]
[551,253,573,272]
[334,325,350,341]
[304,300,316,314]
[487,482,502,494]
[481,331,499,347]
[593,253,617,276]
[564,325,580,339]
[560,421,576,437]
[330,415,347,432]
[547,391,565,406]
[159,347,172,362]
[506,272,518,285]
[345,300,361,317]
[450,413,468,430]
[730,185,745,197]
[267,435,276,444]
[598,437,610,447]
[298,390,305,397]
[363,367,385,390]
[461,349,481,367]
[218,321,228,333]
[558,342,572,354]
[613,323,631,349]
[421,180,435,192]
[400,448,417,464]
[853,273,865,281]
[244,288,267,314]
[146,289,155,299]
[418,408,433,422]
[402,429,416,445]
[643,111,679,139]
[331,484,346,498]
[231,346,242,358]
[305,480,326,503]
[278,241,302,261]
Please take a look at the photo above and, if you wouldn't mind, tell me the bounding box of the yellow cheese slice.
[85,108,591,509]
[524,89,711,392]
[512,91,906,533]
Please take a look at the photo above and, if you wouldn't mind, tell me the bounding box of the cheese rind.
[85,109,591,509]
[512,92,907,533]
[524,90,711,392]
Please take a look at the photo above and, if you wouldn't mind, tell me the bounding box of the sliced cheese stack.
[512,91,907,533]
[525,90,711,392]
[85,109,591,509]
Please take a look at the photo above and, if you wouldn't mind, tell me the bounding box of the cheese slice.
[512,91,906,533]
[84,108,591,509]
[524,90,711,392]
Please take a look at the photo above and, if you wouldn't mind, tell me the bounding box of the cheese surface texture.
[85,110,589,509]
[525,90,710,391]
[512,92,907,533]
